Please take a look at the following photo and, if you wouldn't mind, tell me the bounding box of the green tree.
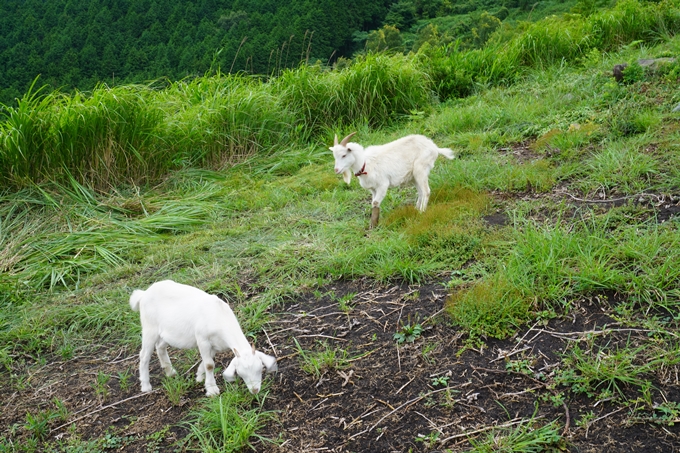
[366,25,403,53]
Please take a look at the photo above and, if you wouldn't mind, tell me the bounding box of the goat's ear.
[256,351,278,374]
[342,169,352,185]
[224,358,237,382]
[232,348,240,358]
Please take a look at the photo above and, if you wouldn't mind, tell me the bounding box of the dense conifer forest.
[0,0,579,104]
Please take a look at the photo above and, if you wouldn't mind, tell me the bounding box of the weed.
[415,430,440,448]
[335,292,357,312]
[187,386,277,452]
[294,339,350,378]
[467,418,563,452]
[93,371,111,402]
[431,375,450,387]
[555,342,653,400]
[23,408,61,440]
[163,374,192,406]
[118,368,133,392]
[505,359,534,376]
[146,425,170,453]
[394,316,423,344]
[576,410,596,429]
[421,342,438,365]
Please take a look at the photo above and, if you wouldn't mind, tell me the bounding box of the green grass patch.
[186,386,277,452]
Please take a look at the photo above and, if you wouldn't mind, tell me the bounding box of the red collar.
[354,162,367,177]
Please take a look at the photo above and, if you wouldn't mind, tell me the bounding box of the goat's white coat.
[330,134,454,214]
[129,280,277,396]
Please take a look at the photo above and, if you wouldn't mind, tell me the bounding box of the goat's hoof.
[141,384,152,393]
[196,373,205,383]
[166,368,177,377]
[206,386,220,397]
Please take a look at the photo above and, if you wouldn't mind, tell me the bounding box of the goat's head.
[223,344,278,395]
[329,132,357,184]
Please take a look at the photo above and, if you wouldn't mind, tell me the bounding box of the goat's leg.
[370,206,380,229]
[413,166,432,211]
[197,340,220,396]
[155,340,177,377]
[139,332,157,392]
[196,361,206,382]
[370,186,388,229]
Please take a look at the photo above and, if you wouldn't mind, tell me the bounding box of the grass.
[293,339,352,379]
[2,3,680,450]
[186,386,277,453]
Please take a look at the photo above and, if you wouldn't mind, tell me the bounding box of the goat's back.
[134,280,238,349]
[367,135,444,162]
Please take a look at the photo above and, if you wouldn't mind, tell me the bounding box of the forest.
[0,0,579,104]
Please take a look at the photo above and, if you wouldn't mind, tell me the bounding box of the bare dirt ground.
[3,277,678,452]
[261,279,680,453]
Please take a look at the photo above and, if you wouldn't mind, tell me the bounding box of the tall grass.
[159,75,296,168]
[273,53,433,135]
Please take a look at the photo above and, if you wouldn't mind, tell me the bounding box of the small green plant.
[505,359,534,376]
[146,425,170,453]
[92,371,111,402]
[415,430,440,448]
[431,375,450,387]
[421,342,438,365]
[336,292,357,312]
[576,410,596,430]
[540,391,566,408]
[294,338,350,378]
[24,408,62,440]
[118,368,133,392]
[163,374,192,406]
[555,342,653,400]
[394,316,423,345]
[650,401,680,425]
[439,387,458,410]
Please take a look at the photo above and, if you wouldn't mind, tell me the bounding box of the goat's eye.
[342,154,346,158]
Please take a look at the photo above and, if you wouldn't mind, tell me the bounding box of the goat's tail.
[129,289,145,312]
[439,147,455,160]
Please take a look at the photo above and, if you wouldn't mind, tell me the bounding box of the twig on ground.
[262,326,278,356]
[348,387,452,440]
[396,376,415,394]
[50,390,159,433]
[439,418,525,444]
[472,365,570,435]
[490,346,532,363]
[585,408,624,438]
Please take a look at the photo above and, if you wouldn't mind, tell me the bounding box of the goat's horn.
[334,134,339,146]
[251,343,256,354]
[340,132,356,147]
[233,348,240,358]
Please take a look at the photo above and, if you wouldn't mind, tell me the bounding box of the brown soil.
[4,278,677,452]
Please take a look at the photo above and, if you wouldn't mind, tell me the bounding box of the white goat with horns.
[129,280,277,396]
[331,132,455,228]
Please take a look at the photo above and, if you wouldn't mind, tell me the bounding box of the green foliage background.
[0,0,394,103]
[0,0,590,105]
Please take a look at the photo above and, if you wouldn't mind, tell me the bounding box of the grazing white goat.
[331,132,455,228]
[129,280,277,396]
